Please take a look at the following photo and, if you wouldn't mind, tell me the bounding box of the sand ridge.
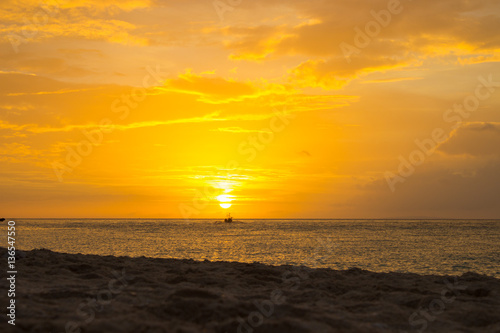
[1,247,499,333]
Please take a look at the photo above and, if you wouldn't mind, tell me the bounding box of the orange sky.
[1,0,500,218]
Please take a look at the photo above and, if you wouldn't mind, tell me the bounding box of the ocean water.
[4,219,500,277]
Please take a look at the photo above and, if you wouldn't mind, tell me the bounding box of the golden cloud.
[158,71,294,104]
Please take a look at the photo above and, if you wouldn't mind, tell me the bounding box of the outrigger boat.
[224,213,233,223]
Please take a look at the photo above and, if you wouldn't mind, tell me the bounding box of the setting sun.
[217,194,233,209]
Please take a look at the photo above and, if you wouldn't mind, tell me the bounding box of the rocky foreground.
[1,247,499,333]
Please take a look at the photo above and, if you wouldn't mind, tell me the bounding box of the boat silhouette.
[224,213,233,223]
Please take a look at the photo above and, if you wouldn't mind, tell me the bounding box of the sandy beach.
[1,247,499,333]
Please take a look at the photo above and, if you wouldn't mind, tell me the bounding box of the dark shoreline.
[1,247,499,332]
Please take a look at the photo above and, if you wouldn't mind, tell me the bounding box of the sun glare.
[216,194,231,202]
[217,194,233,209]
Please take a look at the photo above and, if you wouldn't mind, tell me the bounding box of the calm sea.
[4,219,500,277]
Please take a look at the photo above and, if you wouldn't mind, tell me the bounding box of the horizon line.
[4,217,500,220]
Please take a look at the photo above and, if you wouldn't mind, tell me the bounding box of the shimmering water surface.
[5,219,500,277]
